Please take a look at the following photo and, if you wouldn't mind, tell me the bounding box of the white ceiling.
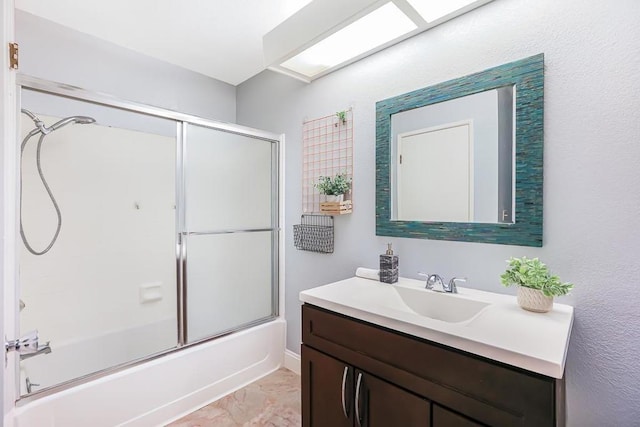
[15,0,313,86]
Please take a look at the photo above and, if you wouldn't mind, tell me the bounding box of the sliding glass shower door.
[16,76,280,399]
[18,88,179,395]
[182,124,278,343]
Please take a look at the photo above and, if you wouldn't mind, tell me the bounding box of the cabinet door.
[302,345,353,427]
[357,370,430,427]
[432,404,484,427]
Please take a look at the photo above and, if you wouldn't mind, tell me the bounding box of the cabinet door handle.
[341,366,349,418]
[355,372,363,427]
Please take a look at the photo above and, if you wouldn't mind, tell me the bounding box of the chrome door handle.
[341,366,349,418]
[355,372,363,427]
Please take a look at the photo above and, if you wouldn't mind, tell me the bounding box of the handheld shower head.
[21,109,96,134]
[49,116,96,131]
[20,110,96,256]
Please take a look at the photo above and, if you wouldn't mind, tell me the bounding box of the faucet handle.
[447,277,467,294]
[418,272,431,288]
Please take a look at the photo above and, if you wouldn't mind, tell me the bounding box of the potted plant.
[315,174,351,202]
[500,256,573,313]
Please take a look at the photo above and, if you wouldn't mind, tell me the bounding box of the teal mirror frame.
[376,54,544,247]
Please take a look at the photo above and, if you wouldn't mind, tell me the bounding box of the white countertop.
[299,275,574,379]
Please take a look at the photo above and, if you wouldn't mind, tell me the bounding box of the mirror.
[376,54,544,247]
[391,86,514,223]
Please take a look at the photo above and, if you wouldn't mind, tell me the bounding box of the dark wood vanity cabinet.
[303,345,430,427]
[303,345,353,427]
[301,304,561,427]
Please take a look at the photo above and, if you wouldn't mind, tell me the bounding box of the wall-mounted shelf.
[302,109,354,214]
[319,201,352,215]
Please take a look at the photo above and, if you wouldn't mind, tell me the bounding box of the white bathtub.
[20,318,178,395]
[13,319,286,426]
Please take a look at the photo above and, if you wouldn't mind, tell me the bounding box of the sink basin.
[393,285,490,323]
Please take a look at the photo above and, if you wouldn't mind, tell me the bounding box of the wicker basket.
[293,215,334,253]
[517,286,553,313]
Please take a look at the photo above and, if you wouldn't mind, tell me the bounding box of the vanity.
[299,276,573,427]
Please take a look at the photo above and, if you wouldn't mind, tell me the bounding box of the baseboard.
[283,349,301,375]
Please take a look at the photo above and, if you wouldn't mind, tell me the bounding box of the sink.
[393,285,490,323]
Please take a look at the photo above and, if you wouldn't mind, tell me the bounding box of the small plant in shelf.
[315,174,351,202]
[500,256,573,313]
[335,110,347,126]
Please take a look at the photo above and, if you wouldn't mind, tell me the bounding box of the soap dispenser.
[379,243,398,284]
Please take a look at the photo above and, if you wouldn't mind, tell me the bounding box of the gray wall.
[16,10,236,122]
[237,0,640,425]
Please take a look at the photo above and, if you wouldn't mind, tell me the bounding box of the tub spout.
[20,342,51,361]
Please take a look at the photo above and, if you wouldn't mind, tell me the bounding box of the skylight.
[263,0,493,82]
[281,2,416,78]
[407,0,478,22]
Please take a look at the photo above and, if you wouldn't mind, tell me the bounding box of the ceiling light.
[264,0,494,83]
[406,0,477,22]
[281,3,416,78]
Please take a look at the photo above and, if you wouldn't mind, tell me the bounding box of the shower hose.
[20,131,62,256]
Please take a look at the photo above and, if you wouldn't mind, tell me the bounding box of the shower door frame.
[2,0,18,421]
[13,74,283,404]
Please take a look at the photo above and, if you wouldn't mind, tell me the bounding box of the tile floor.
[167,368,301,427]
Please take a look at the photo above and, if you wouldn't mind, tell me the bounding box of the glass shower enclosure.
[16,76,280,399]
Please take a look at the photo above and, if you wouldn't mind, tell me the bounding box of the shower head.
[21,109,96,134]
[49,116,96,131]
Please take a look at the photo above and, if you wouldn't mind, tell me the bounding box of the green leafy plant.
[336,110,347,125]
[500,257,573,297]
[315,174,351,196]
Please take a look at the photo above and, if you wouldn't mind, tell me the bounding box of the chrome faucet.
[418,273,467,293]
[446,277,467,294]
[427,274,446,292]
[20,342,51,361]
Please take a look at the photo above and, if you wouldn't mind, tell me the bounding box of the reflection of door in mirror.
[390,86,514,224]
[397,121,473,222]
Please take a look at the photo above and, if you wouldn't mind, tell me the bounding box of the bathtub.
[13,319,286,426]
[20,318,178,395]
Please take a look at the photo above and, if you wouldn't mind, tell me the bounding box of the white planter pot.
[325,194,344,202]
[517,286,553,313]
